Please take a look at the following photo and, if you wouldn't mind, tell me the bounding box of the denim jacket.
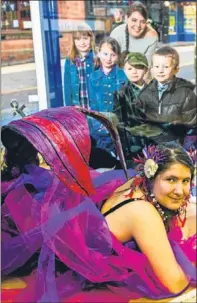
[88,66,127,153]
[88,66,127,112]
[63,50,94,106]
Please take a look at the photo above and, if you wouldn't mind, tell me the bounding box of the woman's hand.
[145,27,158,38]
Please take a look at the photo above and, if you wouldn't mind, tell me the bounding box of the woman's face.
[74,34,91,54]
[99,43,118,69]
[152,163,191,211]
[127,11,147,38]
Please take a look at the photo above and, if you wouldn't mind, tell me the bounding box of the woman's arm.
[129,201,189,294]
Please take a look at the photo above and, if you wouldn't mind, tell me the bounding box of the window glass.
[182,2,196,33]
[168,2,176,35]
[1,0,18,29]
[1,0,38,126]
[1,0,196,126]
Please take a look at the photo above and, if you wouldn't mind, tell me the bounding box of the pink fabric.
[168,225,196,263]
[2,166,196,303]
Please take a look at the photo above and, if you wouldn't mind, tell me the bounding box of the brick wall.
[57,0,86,57]
[2,1,86,65]
[57,1,85,19]
[1,39,34,66]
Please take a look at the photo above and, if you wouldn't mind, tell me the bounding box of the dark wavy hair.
[1,128,39,181]
[125,1,148,52]
[152,142,194,181]
[126,1,148,20]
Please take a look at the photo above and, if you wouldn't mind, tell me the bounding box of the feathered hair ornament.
[125,145,167,200]
[133,145,166,178]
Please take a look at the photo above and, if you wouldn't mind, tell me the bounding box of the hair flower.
[144,159,158,179]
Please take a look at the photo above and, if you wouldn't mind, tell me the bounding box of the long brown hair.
[69,25,95,62]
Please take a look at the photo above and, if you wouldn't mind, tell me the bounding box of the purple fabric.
[1,166,196,302]
[2,107,94,196]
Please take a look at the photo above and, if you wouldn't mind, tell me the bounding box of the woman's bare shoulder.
[129,199,156,211]
[128,199,161,223]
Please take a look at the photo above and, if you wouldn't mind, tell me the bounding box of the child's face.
[99,43,118,69]
[151,55,178,83]
[124,61,147,84]
[74,34,91,54]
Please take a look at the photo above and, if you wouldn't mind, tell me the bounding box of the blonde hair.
[69,26,95,62]
[152,46,180,68]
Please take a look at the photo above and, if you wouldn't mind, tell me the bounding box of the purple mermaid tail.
[1,107,196,302]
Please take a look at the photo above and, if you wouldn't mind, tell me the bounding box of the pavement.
[158,41,195,47]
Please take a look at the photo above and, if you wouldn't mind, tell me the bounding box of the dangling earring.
[177,199,188,227]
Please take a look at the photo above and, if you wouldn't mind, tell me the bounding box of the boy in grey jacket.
[136,46,196,147]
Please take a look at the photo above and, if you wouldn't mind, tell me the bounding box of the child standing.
[64,23,95,108]
[113,52,149,163]
[88,37,127,154]
[136,46,196,146]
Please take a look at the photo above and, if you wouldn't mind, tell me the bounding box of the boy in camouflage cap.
[113,52,149,166]
[123,52,148,87]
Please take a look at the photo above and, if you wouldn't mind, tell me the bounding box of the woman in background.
[110,1,158,64]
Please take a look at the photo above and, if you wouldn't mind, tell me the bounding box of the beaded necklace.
[150,194,187,232]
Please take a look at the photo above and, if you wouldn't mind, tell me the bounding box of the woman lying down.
[1,106,196,302]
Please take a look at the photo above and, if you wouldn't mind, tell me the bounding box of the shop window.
[1,0,31,30]
[20,1,31,19]
[86,0,130,17]
[1,1,18,29]
[182,2,196,34]
[168,2,176,35]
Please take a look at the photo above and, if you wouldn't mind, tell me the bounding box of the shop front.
[168,0,196,42]
[1,0,31,33]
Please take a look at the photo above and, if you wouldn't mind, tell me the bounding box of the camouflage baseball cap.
[125,52,148,68]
